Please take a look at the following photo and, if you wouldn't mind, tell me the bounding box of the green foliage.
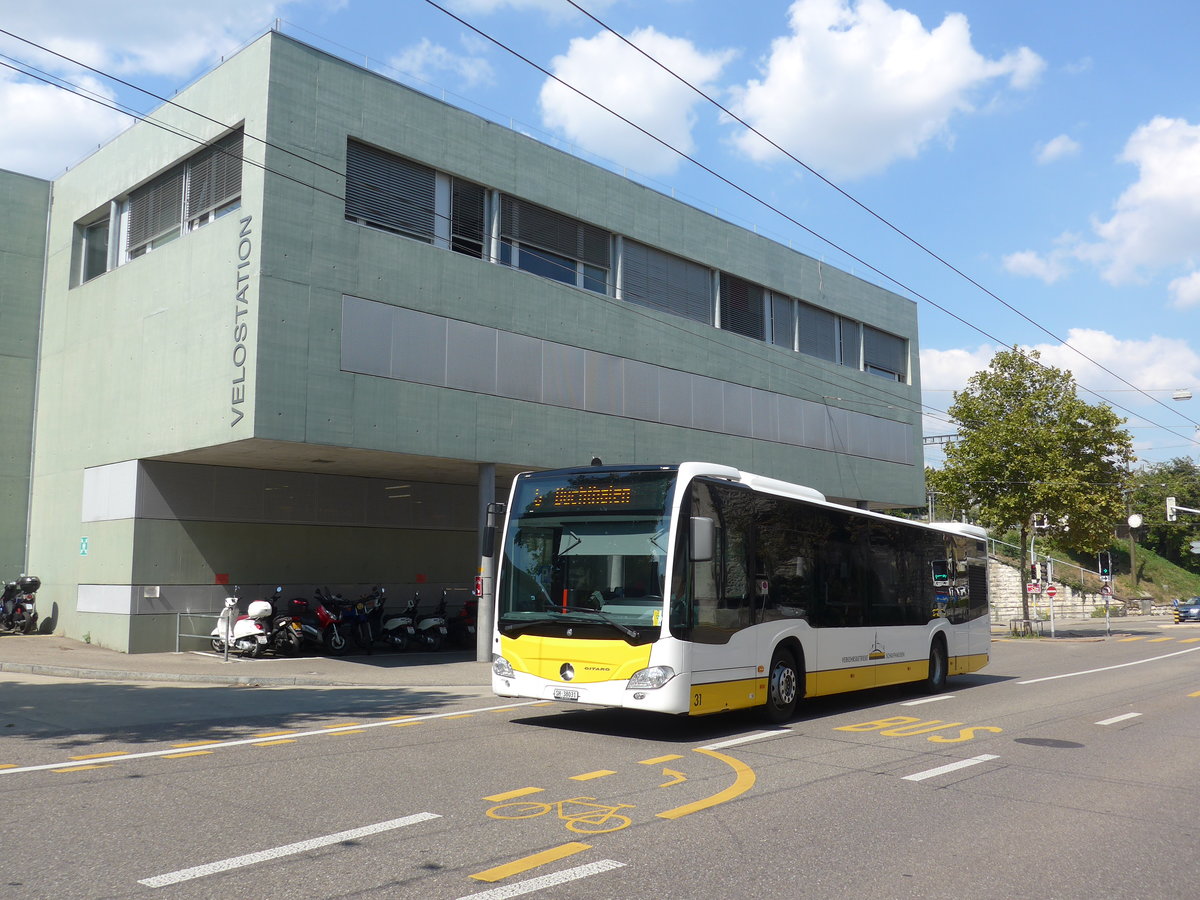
[931,347,1133,554]
[1129,457,1200,574]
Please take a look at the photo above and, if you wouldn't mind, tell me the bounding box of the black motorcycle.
[1,576,40,634]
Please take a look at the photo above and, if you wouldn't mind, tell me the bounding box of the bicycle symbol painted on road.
[486,795,635,833]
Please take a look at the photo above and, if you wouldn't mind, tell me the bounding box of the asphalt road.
[2,632,1198,899]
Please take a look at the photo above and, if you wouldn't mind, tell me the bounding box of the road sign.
[1101,584,1112,597]
[1046,585,1057,599]
[1026,582,1041,594]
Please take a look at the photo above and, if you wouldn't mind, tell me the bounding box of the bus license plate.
[553,688,580,701]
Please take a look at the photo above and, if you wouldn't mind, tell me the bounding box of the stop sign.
[1046,585,1057,599]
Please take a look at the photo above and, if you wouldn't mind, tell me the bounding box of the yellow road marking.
[385,716,415,721]
[254,739,297,747]
[164,750,213,759]
[470,842,591,883]
[570,770,615,781]
[657,749,755,820]
[1147,637,1173,643]
[639,755,683,765]
[326,730,364,736]
[1189,690,1200,698]
[659,769,686,787]
[1118,637,1147,642]
[445,714,475,720]
[391,721,423,727]
[171,741,222,748]
[0,764,17,770]
[1180,638,1200,644]
[68,751,127,760]
[53,764,114,773]
[485,787,544,802]
[254,730,298,738]
[328,722,362,728]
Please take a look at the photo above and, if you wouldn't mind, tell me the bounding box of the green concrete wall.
[0,169,48,583]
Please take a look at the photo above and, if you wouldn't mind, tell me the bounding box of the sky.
[2,0,1199,479]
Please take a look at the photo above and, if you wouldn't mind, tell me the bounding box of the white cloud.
[1169,271,1200,309]
[538,27,734,177]
[390,37,494,88]
[728,0,1044,180]
[1075,117,1200,284]
[1002,248,1069,283]
[1036,133,1080,164]
[0,72,128,177]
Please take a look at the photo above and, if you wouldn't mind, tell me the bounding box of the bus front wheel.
[762,646,800,723]
[925,639,948,692]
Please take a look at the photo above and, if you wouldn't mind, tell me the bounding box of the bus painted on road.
[489,463,989,721]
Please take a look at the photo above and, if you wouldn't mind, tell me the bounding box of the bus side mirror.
[690,517,714,562]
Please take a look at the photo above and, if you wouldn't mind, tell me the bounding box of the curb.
[0,660,361,687]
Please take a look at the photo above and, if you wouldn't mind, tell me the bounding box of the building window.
[621,240,713,324]
[864,325,907,381]
[770,293,796,350]
[499,196,610,293]
[839,318,861,368]
[79,214,111,283]
[797,302,836,363]
[719,273,766,341]
[450,179,486,258]
[127,166,185,258]
[187,129,243,229]
[345,139,437,240]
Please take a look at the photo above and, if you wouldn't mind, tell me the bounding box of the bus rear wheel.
[761,646,800,724]
[925,639,948,693]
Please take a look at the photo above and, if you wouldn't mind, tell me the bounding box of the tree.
[930,348,1134,618]
[1129,458,1200,573]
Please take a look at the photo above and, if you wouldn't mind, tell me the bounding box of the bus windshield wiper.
[547,604,638,638]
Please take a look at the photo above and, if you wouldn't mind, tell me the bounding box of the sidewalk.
[0,634,494,688]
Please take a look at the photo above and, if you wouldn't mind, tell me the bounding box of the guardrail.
[175,611,224,653]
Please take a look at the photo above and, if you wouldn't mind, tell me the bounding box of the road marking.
[700,730,788,751]
[138,813,439,888]
[1118,636,1146,642]
[657,749,755,820]
[254,730,297,738]
[0,764,17,770]
[457,859,624,899]
[253,739,296,747]
[0,701,544,777]
[485,787,544,803]
[1147,637,1173,643]
[659,769,686,787]
[470,842,591,883]
[446,714,475,720]
[638,754,683,765]
[53,764,114,773]
[164,750,213,759]
[1180,638,1200,644]
[902,695,955,706]
[68,751,128,760]
[570,770,615,781]
[1017,645,1200,684]
[1096,712,1141,726]
[171,741,222,749]
[326,730,365,736]
[903,754,999,782]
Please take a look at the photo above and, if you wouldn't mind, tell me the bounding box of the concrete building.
[2,30,924,652]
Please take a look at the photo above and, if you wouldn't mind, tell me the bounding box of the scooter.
[379,592,419,651]
[1,575,40,634]
[303,588,351,656]
[412,591,449,652]
[264,587,303,657]
[210,590,271,658]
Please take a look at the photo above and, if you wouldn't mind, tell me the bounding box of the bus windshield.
[497,468,676,640]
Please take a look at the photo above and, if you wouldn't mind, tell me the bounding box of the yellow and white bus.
[490,462,989,721]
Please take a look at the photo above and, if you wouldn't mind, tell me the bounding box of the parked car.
[1176,598,1200,623]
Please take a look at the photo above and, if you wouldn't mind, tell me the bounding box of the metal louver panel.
[797,302,836,362]
[621,240,712,324]
[719,273,765,341]
[771,293,795,349]
[863,325,907,376]
[499,196,609,268]
[127,167,185,249]
[345,140,436,239]
[187,129,243,220]
[451,178,486,256]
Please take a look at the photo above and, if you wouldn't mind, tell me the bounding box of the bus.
[489,462,989,722]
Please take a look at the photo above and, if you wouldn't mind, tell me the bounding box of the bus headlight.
[627,666,675,690]
[492,655,514,678]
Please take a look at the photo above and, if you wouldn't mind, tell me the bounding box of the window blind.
[719,273,765,341]
[499,196,609,268]
[797,302,836,362]
[127,167,185,250]
[186,129,243,220]
[863,325,907,377]
[621,240,712,324]
[345,140,436,239]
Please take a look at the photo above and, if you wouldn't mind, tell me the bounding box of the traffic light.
[1167,497,1177,522]
[1098,551,1112,582]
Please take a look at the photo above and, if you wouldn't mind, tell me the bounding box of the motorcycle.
[448,593,478,649]
[328,587,380,654]
[1,575,40,634]
[379,592,418,650]
[411,591,449,652]
[264,587,304,657]
[303,587,351,656]
[210,590,271,658]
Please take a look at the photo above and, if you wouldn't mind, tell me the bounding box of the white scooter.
[379,593,419,651]
[210,593,271,658]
